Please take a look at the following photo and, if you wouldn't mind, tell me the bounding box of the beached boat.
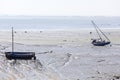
[91,20,111,46]
[5,52,36,60]
[5,27,36,60]
[92,39,110,46]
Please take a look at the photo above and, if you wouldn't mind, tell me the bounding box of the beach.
[0,29,120,80]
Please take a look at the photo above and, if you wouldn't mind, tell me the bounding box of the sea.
[0,16,120,30]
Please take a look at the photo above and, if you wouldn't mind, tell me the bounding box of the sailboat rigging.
[91,20,111,46]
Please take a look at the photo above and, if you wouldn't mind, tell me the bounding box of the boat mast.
[91,20,102,41]
[94,24,110,42]
[91,21,110,42]
[12,27,14,52]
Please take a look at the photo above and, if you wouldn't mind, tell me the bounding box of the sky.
[0,0,120,16]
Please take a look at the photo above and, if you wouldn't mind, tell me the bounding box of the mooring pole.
[12,27,14,52]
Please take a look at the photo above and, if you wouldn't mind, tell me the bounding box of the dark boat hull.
[92,42,110,46]
[5,52,36,60]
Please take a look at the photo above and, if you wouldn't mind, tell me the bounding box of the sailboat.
[5,27,36,60]
[91,20,111,46]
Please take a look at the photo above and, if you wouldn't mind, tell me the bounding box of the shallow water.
[0,16,120,30]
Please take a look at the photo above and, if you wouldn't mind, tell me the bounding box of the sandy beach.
[0,29,120,80]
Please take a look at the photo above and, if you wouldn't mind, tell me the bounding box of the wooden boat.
[91,21,111,46]
[5,27,36,60]
[92,39,110,46]
[5,52,36,60]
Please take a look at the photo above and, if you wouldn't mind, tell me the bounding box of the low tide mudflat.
[0,29,120,80]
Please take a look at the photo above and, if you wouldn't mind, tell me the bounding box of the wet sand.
[0,29,120,80]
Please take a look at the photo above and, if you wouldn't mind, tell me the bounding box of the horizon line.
[0,15,120,17]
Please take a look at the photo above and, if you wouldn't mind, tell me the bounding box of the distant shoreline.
[0,28,120,31]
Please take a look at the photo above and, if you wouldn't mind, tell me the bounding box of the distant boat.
[91,20,111,46]
[5,27,36,60]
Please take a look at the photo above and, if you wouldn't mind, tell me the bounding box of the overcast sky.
[0,0,120,16]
